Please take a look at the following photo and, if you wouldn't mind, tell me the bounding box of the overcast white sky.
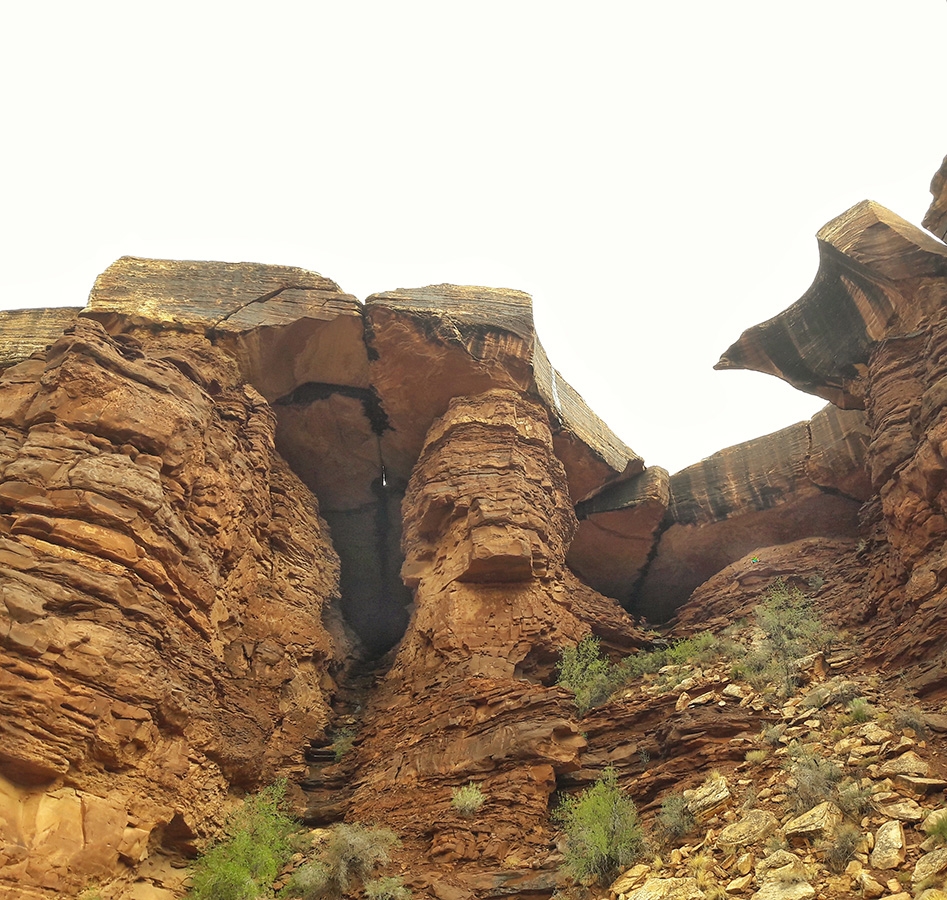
[3,2,945,474]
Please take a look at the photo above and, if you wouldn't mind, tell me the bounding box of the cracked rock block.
[634,407,865,621]
[365,284,643,503]
[568,465,670,602]
[85,258,378,509]
[85,255,368,395]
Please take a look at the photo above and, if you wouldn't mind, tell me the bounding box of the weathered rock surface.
[364,285,643,502]
[0,307,83,370]
[633,404,869,620]
[716,200,947,408]
[924,154,947,241]
[0,319,348,897]
[4,151,947,900]
[569,465,670,602]
[870,820,906,869]
[346,390,643,891]
[712,182,947,696]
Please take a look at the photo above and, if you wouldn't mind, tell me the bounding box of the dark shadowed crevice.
[271,379,410,659]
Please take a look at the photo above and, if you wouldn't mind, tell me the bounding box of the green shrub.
[364,876,412,900]
[557,635,616,715]
[755,581,836,694]
[844,698,874,724]
[553,767,645,884]
[656,793,695,844]
[189,781,297,900]
[451,783,485,817]
[822,823,862,874]
[618,632,727,686]
[332,728,355,763]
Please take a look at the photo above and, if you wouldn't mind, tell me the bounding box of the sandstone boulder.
[716,809,780,850]
[871,820,906,869]
[784,802,843,843]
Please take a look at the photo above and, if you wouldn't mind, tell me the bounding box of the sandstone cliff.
[1,151,946,900]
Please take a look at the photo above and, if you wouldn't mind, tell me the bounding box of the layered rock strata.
[716,201,947,408]
[348,390,644,893]
[632,404,870,620]
[716,196,947,694]
[0,319,347,898]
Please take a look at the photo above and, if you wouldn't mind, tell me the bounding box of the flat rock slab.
[878,798,925,822]
[716,809,779,849]
[752,883,815,900]
[870,819,906,869]
[913,848,947,886]
[784,801,843,842]
[880,750,930,777]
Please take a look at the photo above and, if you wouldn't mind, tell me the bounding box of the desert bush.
[364,876,412,900]
[844,698,874,724]
[451,783,485,817]
[553,767,646,884]
[332,728,355,762]
[656,793,695,844]
[785,753,842,814]
[319,824,399,895]
[835,779,873,819]
[285,862,330,900]
[822,823,862,874]
[557,635,617,715]
[891,706,929,738]
[189,781,297,900]
[926,813,947,845]
[755,581,836,694]
[745,749,769,767]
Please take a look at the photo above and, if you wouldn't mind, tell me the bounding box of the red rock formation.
[0,319,348,898]
[714,184,947,697]
[716,201,947,408]
[632,404,870,621]
[3,147,947,898]
[347,390,643,895]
